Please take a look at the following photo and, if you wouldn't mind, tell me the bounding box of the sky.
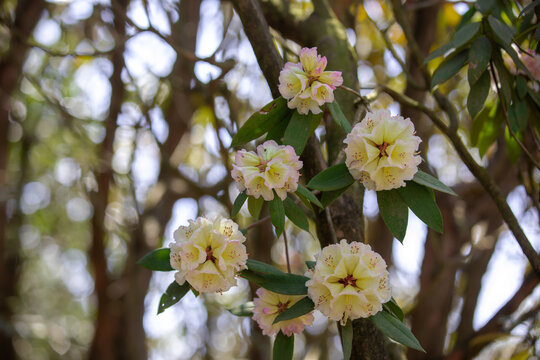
[35,0,540,358]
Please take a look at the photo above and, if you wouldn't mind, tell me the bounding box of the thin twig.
[245,215,271,231]
[338,85,372,112]
[489,60,540,170]
[282,229,292,273]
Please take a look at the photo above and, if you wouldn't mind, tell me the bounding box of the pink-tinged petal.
[319,70,343,88]
[278,62,308,99]
[311,82,335,106]
[299,47,319,73]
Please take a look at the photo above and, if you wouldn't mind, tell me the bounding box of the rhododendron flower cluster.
[344,109,421,191]
[252,288,314,336]
[232,140,302,201]
[278,47,343,114]
[169,217,247,293]
[306,240,391,324]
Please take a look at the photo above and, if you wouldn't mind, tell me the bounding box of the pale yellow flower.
[306,240,391,324]
[170,217,247,293]
[252,288,314,336]
[344,109,421,191]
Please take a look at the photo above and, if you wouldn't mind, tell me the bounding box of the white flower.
[306,240,391,325]
[344,109,422,191]
[170,217,247,293]
[231,140,302,201]
[252,288,314,336]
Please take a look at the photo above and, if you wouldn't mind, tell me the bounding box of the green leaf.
[327,101,352,133]
[471,103,504,157]
[295,184,323,208]
[370,311,424,352]
[273,331,294,360]
[340,319,353,360]
[138,248,173,271]
[528,86,540,109]
[246,259,284,275]
[227,302,255,317]
[467,70,491,119]
[283,197,309,232]
[501,44,534,79]
[232,191,248,217]
[240,269,309,295]
[505,127,522,162]
[305,260,316,270]
[273,297,314,323]
[383,298,404,322]
[283,111,322,155]
[412,170,456,196]
[231,97,291,147]
[476,0,494,14]
[157,281,191,314]
[520,0,540,16]
[377,190,408,242]
[320,185,352,207]
[306,163,355,191]
[452,22,481,48]
[456,6,477,30]
[468,36,492,85]
[398,182,443,233]
[269,195,285,237]
[516,76,528,99]
[424,41,454,64]
[492,53,513,107]
[248,196,264,219]
[431,50,469,88]
[508,99,529,133]
[266,112,292,143]
[487,15,514,46]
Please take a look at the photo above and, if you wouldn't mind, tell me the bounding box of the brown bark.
[88,2,128,359]
[0,0,45,358]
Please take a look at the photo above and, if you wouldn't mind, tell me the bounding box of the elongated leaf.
[320,185,352,207]
[377,190,408,242]
[476,0,494,14]
[231,97,291,147]
[508,100,529,133]
[273,331,294,360]
[240,269,309,295]
[157,281,190,314]
[472,103,504,157]
[492,54,513,107]
[456,6,477,30]
[305,260,316,270]
[227,302,255,317]
[295,184,323,208]
[452,22,481,48]
[371,311,424,351]
[266,112,292,143]
[516,75,528,99]
[328,101,352,133]
[248,196,264,219]
[269,195,285,236]
[501,43,534,79]
[232,191,248,217]
[138,248,173,271]
[520,0,540,16]
[246,259,284,275]
[273,297,314,323]
[412,170,457,196]
[283,197,309,231]
[283,111,322,155]
[431,50,469,88]
[487,15,514,45]
[424,41,454,64]
[467,70,491,119]
[398,182,443,233]
[341,319,353,360]
[383,298,404,321]
[307,163,355,191]
[468,36,492,85]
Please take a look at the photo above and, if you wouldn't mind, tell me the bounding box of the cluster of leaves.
[138,90,462,358]
[426,0,540,160]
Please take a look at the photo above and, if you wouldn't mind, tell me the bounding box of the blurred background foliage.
[0,0,538,359]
